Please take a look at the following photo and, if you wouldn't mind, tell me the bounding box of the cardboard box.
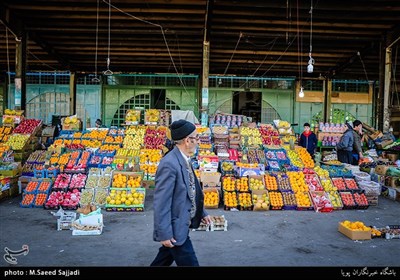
[203,187,220,209]
[0,162,22,177]
[200,172,221,187]
[62,118,82,131]
[369,131,383,140]
[383,153,398,162]
[248,175,265,191]
[72,212,103,236]
[376,139,394,149]
[251,189,269,211]
[384,176,400,188]
[338,222,371,240]
[375,165,389,176]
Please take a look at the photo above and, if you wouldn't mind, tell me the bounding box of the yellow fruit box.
[248,175,265,191]
[203,187,220,209]
[251,190,270,211]
[338,222,371,240]
[61,117,82,131]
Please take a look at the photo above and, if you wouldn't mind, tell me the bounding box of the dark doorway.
[151,89,166,109]
[232,91,261,123]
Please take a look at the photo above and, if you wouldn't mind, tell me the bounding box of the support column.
[323,79,331,123]
[15,34,27,111]
[69,72,77,115]
[200,41,210,126]
[383,47,392,133]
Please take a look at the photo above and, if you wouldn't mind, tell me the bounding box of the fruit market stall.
[6,114,398,226]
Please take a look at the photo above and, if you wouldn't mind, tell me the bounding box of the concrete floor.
[0,189,399,268]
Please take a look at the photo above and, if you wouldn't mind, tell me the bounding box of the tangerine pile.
[236,177,249,192]
[224,191,238,208]
[204,191,219,207]
[295,192,312,207]
[223,176,235,191]
[341,220,371,231]
[264,175,278,191]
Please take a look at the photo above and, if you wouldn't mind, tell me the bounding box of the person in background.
[336,122,354,164]
[352,120,364,165]
[95,119,105,128]
[151,119,211,266]
[299,122,318,158]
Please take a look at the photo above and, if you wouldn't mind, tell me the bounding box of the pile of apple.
[310,191,333,211]
[314,166,330,179]
[331,177,347,191]
[259,125,280,145]
[327,191,343,208]
[45,190,80,209]
[340,192,356,208]
[69,173,87,189]
[320,178,337,192]
[13,119,41,134]
[123,134,144,150]
[344,178,359,191]
[6,134,30,150]
[144,127,166,149]
[53,173,72,191]
[284,148,303,168]
[353,193,369,207]
[239,127,262,146]
[304,174,324,191]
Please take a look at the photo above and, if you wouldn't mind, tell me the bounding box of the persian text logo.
[3,245,29,265]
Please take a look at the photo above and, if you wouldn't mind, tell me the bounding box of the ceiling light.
[298,87,304,98]
[307,53,314,73]
[218,78,222,85]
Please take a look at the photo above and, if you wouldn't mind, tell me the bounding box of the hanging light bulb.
[218,78,222,85]
[298,87,304,98]
[307,53,314,73]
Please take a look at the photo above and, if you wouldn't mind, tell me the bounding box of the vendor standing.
[299,122,318,158]
[336,122,354,164]
[352,120,364,165]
